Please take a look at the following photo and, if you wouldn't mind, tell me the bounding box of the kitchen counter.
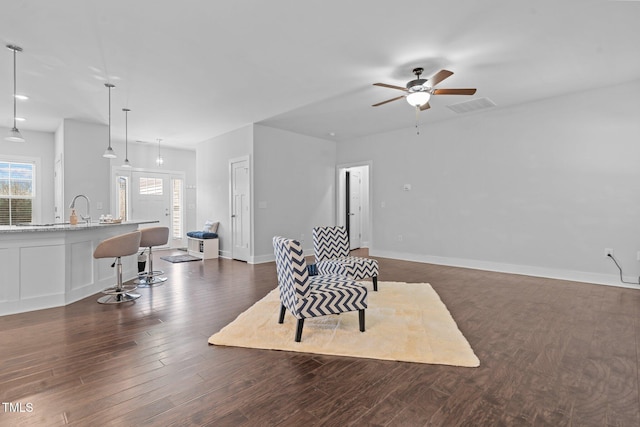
[0,220,153,233]
[0,220,158,316]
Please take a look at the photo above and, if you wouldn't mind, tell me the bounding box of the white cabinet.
[187,237,219,260]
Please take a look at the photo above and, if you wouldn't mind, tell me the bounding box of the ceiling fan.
[372,68,477,111]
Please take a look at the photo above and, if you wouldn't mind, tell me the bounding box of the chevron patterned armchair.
[313,226,380,291]
[273,236,368,342]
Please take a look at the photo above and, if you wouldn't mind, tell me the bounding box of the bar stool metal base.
[135,275,167,287]
[98,281,140,304]
[138,268,164,277]
[98,292,141,304]
[102,284,139,295]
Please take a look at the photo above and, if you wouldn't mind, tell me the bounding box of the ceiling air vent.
[446,97,496,114]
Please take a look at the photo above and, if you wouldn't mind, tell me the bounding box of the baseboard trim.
[369,249,640,290]
[247,247,638,289]
[250,247,314,265]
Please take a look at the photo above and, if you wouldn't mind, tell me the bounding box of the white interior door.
[348,169,362,249]
[130,171,172,245]
[231,159,250,261]
[337,164,371,249]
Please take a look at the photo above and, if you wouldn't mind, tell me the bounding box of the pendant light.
[5,45,25,142]
[156,138,164,166]
[121,108,132,168]
[102,83,116,158]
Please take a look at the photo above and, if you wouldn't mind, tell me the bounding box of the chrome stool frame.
[135,227,169,287]
[94,231,142,304]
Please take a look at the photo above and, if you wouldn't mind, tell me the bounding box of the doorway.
[230,156,250,261]
[337,163,371,250]
[113,169,185,248]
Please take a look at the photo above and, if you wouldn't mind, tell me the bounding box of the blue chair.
[272,236,368,342]
[313,226,379,291]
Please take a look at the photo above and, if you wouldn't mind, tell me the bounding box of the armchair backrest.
[273,236,310,315]
[313,226,350,262]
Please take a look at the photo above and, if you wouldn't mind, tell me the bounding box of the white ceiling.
[1,0,639,149]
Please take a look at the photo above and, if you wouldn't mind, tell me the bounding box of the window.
[0,161,35,225]
[139,177,163,195]
[171,178,183,239]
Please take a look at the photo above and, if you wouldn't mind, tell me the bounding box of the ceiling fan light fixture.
[406,91,431,107]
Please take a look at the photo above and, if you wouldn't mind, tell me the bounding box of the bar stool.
[94,230,142,304]
[135,226,169,287]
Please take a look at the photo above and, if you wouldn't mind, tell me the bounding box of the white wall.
[253,124,336,261]
[61,119,111,221]
[195,124,336,262]
[109,139,197,234]
[1,118,197,233]
[196,124,253,258]
[0,127,55,223]
[337,80,640,287]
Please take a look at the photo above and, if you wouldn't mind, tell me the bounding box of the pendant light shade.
[103,83,116,158]
[5,45,25,143]
[121,108,132,168]
[6,127,25,142]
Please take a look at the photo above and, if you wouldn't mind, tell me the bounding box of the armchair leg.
[278,304,286,324]
[373,276,378,292]
[295,318,305,342]
[359,309,365,332]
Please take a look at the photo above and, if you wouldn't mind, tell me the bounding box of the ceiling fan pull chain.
[415,106,420,135]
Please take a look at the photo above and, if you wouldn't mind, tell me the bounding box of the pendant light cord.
[12,47,17,128]
[122,108,131,167]
[108,86,112,149]
[125,110,128,159]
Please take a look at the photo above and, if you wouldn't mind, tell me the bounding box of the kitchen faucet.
[69,194,91,225]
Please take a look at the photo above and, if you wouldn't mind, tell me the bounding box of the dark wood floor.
[1,249,639,426]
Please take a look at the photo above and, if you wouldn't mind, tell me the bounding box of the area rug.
[208,281,480,367]
[160,254,201,263]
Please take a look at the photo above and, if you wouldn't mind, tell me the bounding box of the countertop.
[0,220,158,234]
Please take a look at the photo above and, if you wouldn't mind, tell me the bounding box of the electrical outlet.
[605,248,613,257]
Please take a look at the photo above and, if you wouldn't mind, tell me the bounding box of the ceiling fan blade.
[372,95,405,107]
[429,69,454,86]
[373,83,407,92]
[419,102,431,111]
[432,88,477,95]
